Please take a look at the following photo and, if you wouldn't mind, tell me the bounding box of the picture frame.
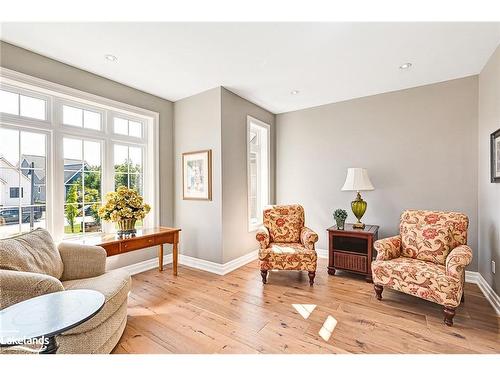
[182,149,212,200]
[491,128,500,183]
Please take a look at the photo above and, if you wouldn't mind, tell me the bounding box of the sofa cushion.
[259,242,317,271]
[263,205,304,243]
[62,268,131,334]
[0,228,63,279]
[371,257,462,307]
[401,223,453,265]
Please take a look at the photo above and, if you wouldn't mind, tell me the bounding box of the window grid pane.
[0,130,47,238]
[0,90,19,115]
[83,110,101,130]
[63,105,83,127]
[63,137,102,237]
[20,95,46,120]
[114,117,128,135]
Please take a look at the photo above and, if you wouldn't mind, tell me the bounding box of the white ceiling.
[1,22,499,113]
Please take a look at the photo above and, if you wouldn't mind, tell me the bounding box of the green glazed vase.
[351,192,367,228]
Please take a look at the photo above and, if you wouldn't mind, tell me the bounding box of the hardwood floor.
[112,258,500,354]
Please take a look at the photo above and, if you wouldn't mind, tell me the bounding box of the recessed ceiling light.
[291,90,299,95]
[104,54,118,62]
[399,62,412,70]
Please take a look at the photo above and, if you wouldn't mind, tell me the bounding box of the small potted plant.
[333,209,348,230]
[98,186,151,237]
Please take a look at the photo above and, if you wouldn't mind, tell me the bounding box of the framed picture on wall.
[492,128,500,183]
[182,149,212,200]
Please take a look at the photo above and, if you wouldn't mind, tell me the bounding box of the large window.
[0,70,158,240]
[247,116,270,231]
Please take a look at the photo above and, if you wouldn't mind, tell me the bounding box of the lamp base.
[352,221,366,230]
[351,192,368,230]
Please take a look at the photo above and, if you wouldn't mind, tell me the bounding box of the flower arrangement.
[333,209,348,230]
[98,187,151,235]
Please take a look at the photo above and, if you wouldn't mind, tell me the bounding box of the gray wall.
[478,46,500,292]
[276,76,479,271]
[221,88,275,263]
[0,41,175,268]
[173,87,223,263]
[173,87,275,264]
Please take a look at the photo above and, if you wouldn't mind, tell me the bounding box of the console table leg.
[158,244,163,271]
[41,336,58,354]
[173,242,178,276]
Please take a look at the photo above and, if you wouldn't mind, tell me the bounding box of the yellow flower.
[98,187,151,223]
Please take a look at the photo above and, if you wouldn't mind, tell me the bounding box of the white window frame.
[246,116,270,232]
[0,68,160,242]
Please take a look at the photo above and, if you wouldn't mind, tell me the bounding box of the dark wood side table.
[0,290,105,354]
[327,223,379,282]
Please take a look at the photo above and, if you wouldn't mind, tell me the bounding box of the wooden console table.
[327,223,378,282]
[69,227,181,275]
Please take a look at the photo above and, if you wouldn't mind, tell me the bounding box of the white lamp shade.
[341,168,375,191]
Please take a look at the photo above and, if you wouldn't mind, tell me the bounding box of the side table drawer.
[121,236,155,253]
[334,252,367,273]
[102,243,120,257]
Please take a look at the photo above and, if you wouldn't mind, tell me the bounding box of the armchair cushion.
[401,223,453,265]
[0,228,63,279]
[259,243,317,272]
[58,242,107,281]
[0,269,64,309]
[263,205,304,243]
[374,235,401,261]
[255,226,270,250]
[300,227,318,250]
[401,210,468,248]
[446,245,473,280]
[372,257,463,308]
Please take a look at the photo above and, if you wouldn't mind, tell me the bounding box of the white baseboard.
[121,253,173,276]
[121,250,258,276]
[179,250,259,275]
[466,271,500,315]
[316,248,328,259]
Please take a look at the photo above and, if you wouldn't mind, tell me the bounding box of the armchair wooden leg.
[308,271,315,286]
[374,284,383,300]
[260,270,268,284]
[461,292,465,303]
[443,306,456,326]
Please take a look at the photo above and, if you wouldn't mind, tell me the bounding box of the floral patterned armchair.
[371,210,473,326]
[256,204,319,285]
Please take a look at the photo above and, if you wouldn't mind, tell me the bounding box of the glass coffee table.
[0,289,105,354]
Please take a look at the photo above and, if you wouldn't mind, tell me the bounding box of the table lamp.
[341,168,374,229]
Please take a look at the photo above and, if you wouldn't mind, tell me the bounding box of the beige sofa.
[0,228,131,354]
